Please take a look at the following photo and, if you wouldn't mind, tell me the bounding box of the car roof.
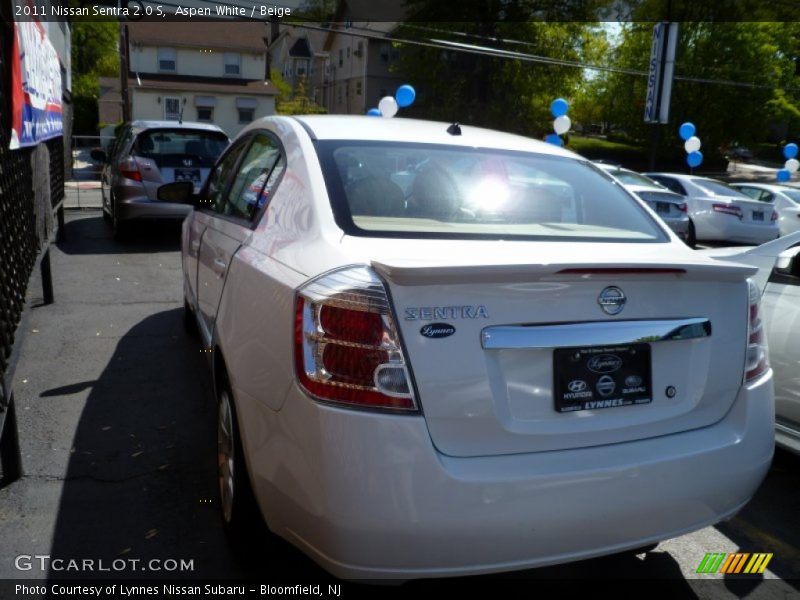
[731,182,797,192]
[130,120,227,134]
[286,115,579,157]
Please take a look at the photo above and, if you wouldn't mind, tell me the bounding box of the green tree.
[270,70,326,115]
[596,22,800,161]
[71,22,119,134]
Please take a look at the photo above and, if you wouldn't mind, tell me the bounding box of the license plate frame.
[553,344,652,413]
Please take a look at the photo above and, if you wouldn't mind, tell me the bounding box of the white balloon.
[684,136,701,153]
[786,158,800,173]
[553,115,571,135]
[378,96,398,118]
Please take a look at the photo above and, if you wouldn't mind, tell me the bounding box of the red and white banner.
[10,20,63,149]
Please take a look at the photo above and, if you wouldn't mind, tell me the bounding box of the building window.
[196,107,213,122]
[338,49,343,67]
[224,52,241,77]
[236,97,257,124]
[164,96,181,120]
[356,80,362,95]
[158,47,176,72]
[346,47,351,59]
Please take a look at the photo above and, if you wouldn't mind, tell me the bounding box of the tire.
[686,220,697,249]
[217,375,261,546]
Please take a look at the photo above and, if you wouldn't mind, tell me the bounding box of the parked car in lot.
[594,163,691,245]
[730,182,800,237]
[702,233,800,455]
[164,115,774,579]
[645,172,780,245]
[94,120,229,238]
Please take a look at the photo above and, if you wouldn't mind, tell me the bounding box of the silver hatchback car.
[94,120,229,238]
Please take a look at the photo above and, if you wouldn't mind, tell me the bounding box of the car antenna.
[447,122,461,136]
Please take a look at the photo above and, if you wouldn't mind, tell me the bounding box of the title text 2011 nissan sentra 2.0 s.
[168,115,775,580]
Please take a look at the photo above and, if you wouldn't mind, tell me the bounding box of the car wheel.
[217,376,261,545]
[686,220,696,248]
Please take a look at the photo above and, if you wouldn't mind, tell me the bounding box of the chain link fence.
[0,15,68,484]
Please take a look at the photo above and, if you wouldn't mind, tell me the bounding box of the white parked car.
[702,233,800,455]
[645,172,780,245]
[595,164,691,245]
[164,116,774,579]
[730,182,800,237]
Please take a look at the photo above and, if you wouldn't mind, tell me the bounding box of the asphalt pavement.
[0,210,798,598]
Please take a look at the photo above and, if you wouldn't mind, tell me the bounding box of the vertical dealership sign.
[644,22,679,124]
[9,20,63,149]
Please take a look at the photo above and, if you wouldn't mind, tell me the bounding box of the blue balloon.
[545,133,563,147]
[366,108,381,117]
[550,98,569,118]
[783,143,798,159]
[687,150,703,168]
[679,122,696,141]
[395,84,416,108]
[777,168,791,182]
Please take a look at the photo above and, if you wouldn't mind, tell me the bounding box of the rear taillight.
[118,160,142,182]
[771,210,779,222]
[677,203,688,213]
[744,279,769,382]
[294,266,417,411]
[713,204,743,218]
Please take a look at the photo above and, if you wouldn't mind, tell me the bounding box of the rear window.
[611,170,663,188]
[316,141,667,242]
[134,129,229,166]
[691,178,748,198]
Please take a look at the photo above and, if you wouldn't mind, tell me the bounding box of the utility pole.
[119,24,131,122]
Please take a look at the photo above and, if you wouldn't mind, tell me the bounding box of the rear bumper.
[242,372,774,579]
[116,198,192,222]
[696,215,778,244]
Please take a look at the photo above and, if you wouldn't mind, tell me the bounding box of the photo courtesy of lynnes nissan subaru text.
[162,114,775,579]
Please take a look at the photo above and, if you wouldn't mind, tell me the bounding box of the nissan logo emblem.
[598,286,626,315]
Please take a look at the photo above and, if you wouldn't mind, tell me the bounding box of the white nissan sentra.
[163,116,775,579]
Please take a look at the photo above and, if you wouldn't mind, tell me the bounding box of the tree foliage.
[270,70,326,115]
[71,22,119,134]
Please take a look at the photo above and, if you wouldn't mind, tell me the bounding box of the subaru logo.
[420,323,456,339]
[587,354,622,374]
[568,379,588,393]
[596,375,616,397]
[598,286,626,315]
[625,375,643,388]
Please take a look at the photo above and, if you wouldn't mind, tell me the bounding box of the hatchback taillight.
[294,266,417,411]
[771,210,779,222]
[744,279,769,382]
[713,204,743,218]
[118,157,142,182]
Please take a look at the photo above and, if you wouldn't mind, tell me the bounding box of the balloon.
[553,115,571,135]
[378,96,398,118]
[395,84,416,108]
[366,108,381,116]
[777,168,791,182]
[684,136,701,153]
[679,122,696,141]
[786,158,800,172]
[545,133,563,147]
[550,98,569,118]
[687,151,703,168]
[784,143,799,159]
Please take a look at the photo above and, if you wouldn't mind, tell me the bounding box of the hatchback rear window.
[134,129,229,166]
[316,141,667,242]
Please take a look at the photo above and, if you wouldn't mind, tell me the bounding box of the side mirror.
[157,181,195,204]
[90,149,107,163]
[774,246,800,277]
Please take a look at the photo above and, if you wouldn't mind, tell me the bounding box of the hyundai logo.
[596,375,616,397]
[183,159,193,167]
[598,286,626,315]
[568,379,588,393]
[587,354,622,374]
